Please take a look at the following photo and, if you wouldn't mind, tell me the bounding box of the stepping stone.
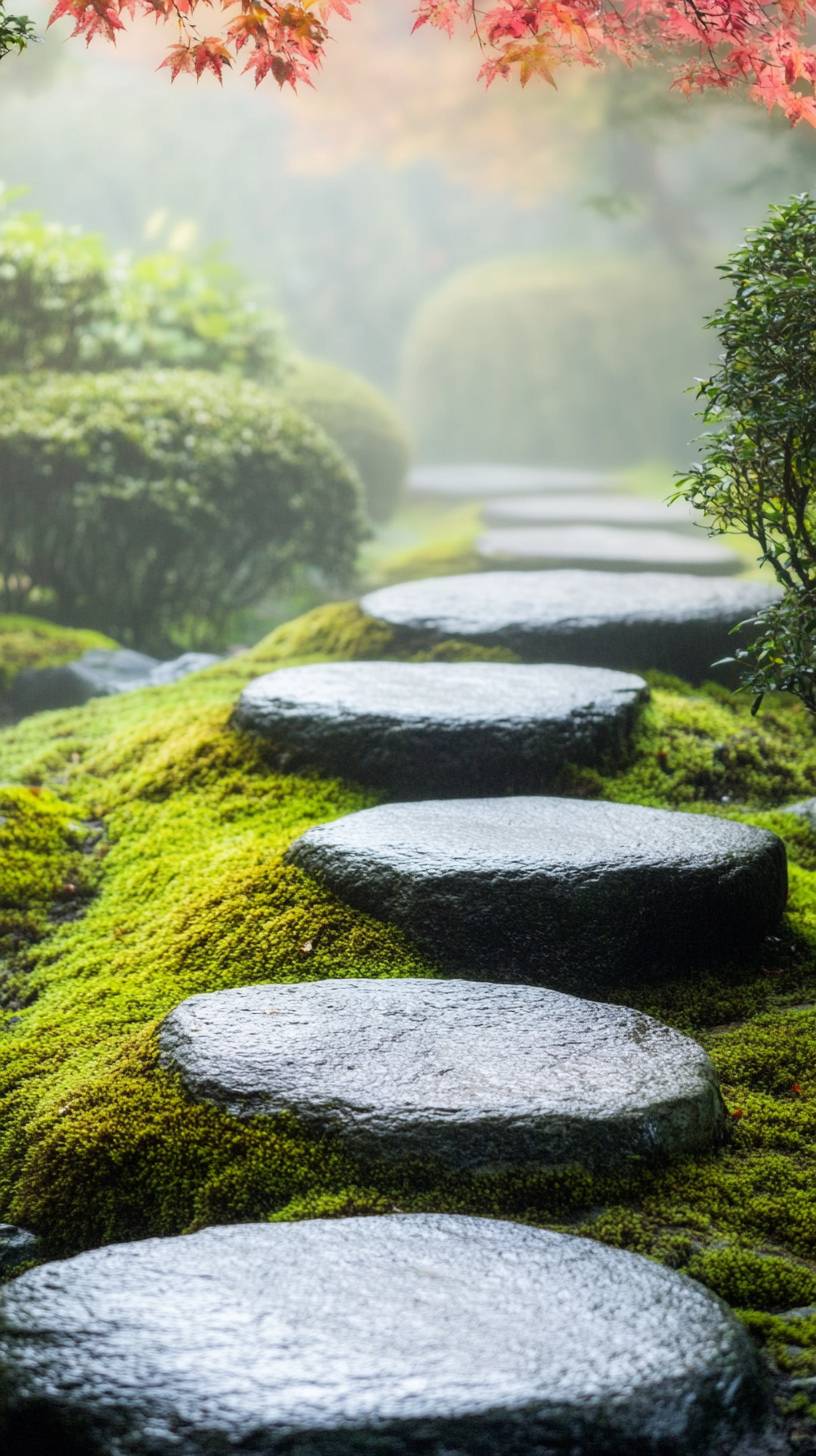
[478,525,742,576]
[0,1225,39,1276]
[410,463,623,499]
[11,648,220,715]
[0,1214,768,1455]
[288,798,787,987]
[484,492,699,532]
[361,570,781,682]
[234,661,648,793]
[160,978,726,1168]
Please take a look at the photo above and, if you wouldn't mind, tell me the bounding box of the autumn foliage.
[41,0,816,122]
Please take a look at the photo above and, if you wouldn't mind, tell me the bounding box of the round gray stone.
[484,492,699,531]
[159,978,726,1168]
[360,570,781,681]
[478,525,742,575]
[287,798,787,986]
[409,463,623,498]
[233,661,648,793]
[0,1214,770,1456]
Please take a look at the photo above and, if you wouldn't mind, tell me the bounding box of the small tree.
[678,195,816,714]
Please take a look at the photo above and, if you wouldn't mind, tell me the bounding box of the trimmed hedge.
[0,371,365,650]
[286,359,410,523]
[400,254,722,468]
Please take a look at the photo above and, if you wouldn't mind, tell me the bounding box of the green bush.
[678,195,816,715]
[286,358,410,523]
[400,254,721,468]
[0,371,365,650]
[0,211,285,380]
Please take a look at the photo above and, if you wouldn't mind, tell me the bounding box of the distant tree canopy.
[17,0,815,127]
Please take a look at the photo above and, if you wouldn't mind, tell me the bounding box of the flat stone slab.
[288,798,787,986]
[478,525,742,575]
[410,463,623,498]
[233,661,648,792]
[160,978,725,1169]
[361,571,781,681]
[0,1215,769,1455]
[484,492,699,531]
[11,648,220,715]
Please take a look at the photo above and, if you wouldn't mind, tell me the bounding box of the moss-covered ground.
[0,615,116,714]
[1,600,816,1440]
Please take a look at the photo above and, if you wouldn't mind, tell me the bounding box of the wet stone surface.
[160,977,726,1169]
[287,797,787,987]
[233,660,648,793]
[0,1214,771,1456]
[477,525,742,575]
[483,492,699,531]
[361,570,781,681]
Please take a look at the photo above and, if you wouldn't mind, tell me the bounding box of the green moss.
[0,614,116,693]
[1,596,816,1432]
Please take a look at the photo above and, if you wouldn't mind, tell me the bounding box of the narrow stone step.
[159,978,725,1169]
[478,525,742,576]
[0,1215,768,1455]
[234,661,647,793]
[484,492,699,532]
[287,798,787,986]
[410,463,623,498]
[361,570,781,681]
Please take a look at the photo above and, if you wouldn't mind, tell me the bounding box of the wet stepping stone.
[361,570,780,681]
[160,978,726,1168]
[234,661,648,793]
[484,492,698,531]
[410,462,623,498]
[288,798,787,987]
[0,1214,768,1456]
[478,525,741,576]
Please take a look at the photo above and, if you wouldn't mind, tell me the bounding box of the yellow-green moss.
[1,596,816,1420]
[0,615,116,694]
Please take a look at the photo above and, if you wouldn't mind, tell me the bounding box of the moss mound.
[0,615,115,696]
[1,599,816,1421]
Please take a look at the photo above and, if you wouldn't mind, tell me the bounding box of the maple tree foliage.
[41,0,816,124]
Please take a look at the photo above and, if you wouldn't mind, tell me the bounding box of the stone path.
[484,491,699,531]
[12,647,220,716]
[160,978,726,1169]
[478,524,742,575]
[409,462,624,498]
[234,660,648,792]
[362,569,780,680]
[0,1215,769,1456]
[0,465,789,1454]
[288,797,786,986]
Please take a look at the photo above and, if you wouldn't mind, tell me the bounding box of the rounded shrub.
[0,370,365,650]
[400,254,721,468]
[286,358,410,523]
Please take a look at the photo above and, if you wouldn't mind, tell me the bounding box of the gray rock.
[287,798,787,987]
[783,798,816,830]
[484,492,699,531]
[0,1214,771,1455]
[361,570,781,682]
[160,978,726,1168]
[410,463,623,498]
[0,1225,39,1276]
[478,525,742,575]
[10,648,220,715]
[233,661,648,793]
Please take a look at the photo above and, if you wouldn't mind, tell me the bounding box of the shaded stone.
[0,1214,771,1455]
[0,1225,39,1276]
[409,463,623,498]
[784,798,816,831]
[160,978,726,1169]
[484,492,699,531]
[361,570,781,682]
[288,798,787,987]
[11,648,220,715]
[478,525,742,575]
[233,661,648,793]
